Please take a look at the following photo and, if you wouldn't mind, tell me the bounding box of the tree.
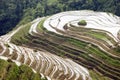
[78,20,87,26]
[35,3,44,17]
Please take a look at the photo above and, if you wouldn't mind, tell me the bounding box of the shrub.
[78,20,87,26]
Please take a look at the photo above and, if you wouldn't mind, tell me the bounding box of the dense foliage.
[0,59,47,80]
[78,20,87,25]
[0,0,120,35]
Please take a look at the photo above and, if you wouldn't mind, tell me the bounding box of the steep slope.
[0,40,90,80]
[0,10,120,80]
[0,58,47,80]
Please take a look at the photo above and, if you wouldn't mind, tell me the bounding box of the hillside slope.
[0,10,120,80]
[0,58,47,80]
[0,0,120,35]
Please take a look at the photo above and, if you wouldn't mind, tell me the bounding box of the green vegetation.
[89,70,110,80]
[0,59,47,80]
[68,38,87,49]
[10,18,120,79]
[11,18,47,45]
[68,38,119,66]
[0,0,120,35]
[69,26,116,46]
[78,20,87,26]
[88,32,107,39]
[37,18,47,32]
[11,23,31,45]
[114,46,120,53]
[7,1,120,79]
[88,45,120,67]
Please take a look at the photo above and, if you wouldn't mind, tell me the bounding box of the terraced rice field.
[0,10,120,80]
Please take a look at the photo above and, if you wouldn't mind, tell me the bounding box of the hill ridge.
[0,10,120,80]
